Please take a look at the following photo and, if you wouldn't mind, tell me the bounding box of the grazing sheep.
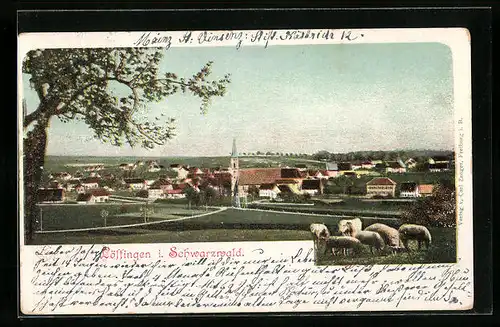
[323,236,361,257]
[364,223,401,247]
[398,224,432,251]
[310,223,330,259]
[338,218,362,236]
[347,222,385,254]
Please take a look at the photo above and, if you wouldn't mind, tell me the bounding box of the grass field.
[316,227,456,265]
[31,205,456,264]
[37,203,212,231]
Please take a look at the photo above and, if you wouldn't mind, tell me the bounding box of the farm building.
[366,177,397,198]
[37,188,65,203]
[399,182,419,198]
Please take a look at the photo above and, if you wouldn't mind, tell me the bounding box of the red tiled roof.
[167,189,184,194]
[239,168,282,185]
[418,184,434,194]
[90,189,111,196]
[366,177,396,186]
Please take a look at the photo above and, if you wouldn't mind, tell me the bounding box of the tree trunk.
[23,118,49,244]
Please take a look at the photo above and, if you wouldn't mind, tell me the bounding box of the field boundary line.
[35,207,228,234]
[236,207,400,221]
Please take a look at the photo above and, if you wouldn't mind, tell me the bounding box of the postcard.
[18,27,473,314]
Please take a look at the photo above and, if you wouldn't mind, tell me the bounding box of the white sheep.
[338,218,362,236]
[310,223,330,259]
[347,221,385,254]
[398,224,432,251]
[364,223,402,248]
[322,236,361,257]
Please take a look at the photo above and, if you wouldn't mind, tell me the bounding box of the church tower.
[230,138,240,207]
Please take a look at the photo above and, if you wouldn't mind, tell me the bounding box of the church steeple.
[231,138,238,158]
[230,138,240,207]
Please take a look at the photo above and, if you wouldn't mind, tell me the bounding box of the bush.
[401,184,456,228]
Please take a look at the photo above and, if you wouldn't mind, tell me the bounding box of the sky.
[22,42,455,157]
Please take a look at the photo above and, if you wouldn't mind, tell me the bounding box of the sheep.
[338,218,362,237]
[398,224,432,251]
[364,223,402,248]
[322,236,361,257]
[310,223,330,260]
[347,221,385,254]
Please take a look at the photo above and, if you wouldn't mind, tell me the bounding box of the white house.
[124,178,147,190]
[170,165,189,180]
[301,179,323,196]
[405,158,418,169]
[49,172,72,181]
[361,161,375,169]
[148,187,164,200]
[80,177,100,189]
[258,183,279,199]
[90,189,111,202]
[385,161,407,174]
[399,182,419,198]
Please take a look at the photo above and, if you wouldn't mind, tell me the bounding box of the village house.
[80,177,100,190]
[49,172,72,181]
[417,184,435,197]
[63,179,81,192]
[361,161,375,169]
[147,161,162,172]
[166,189,185,199]
[429,163,450,172]
[405,158,418,169]
[366,177,397,198]
[258,183,280,199]
[385,161,407,173]
[171,165,190,179]
[76,193,94,204]
[189,167,204,175]
[148,187,164,200]
[75,184,85,194]
[399,182,419,198]
[428,156,451,165]
[307,170,325,179]
[119,163,135,171]
[124,178,147,190]
[37,188,65,203]
[151,179,173,193]
[351,162,363,170]
[337,162,352,171]
[301,179,323,196]
[90,188,111,202]
[295,164,307,171]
